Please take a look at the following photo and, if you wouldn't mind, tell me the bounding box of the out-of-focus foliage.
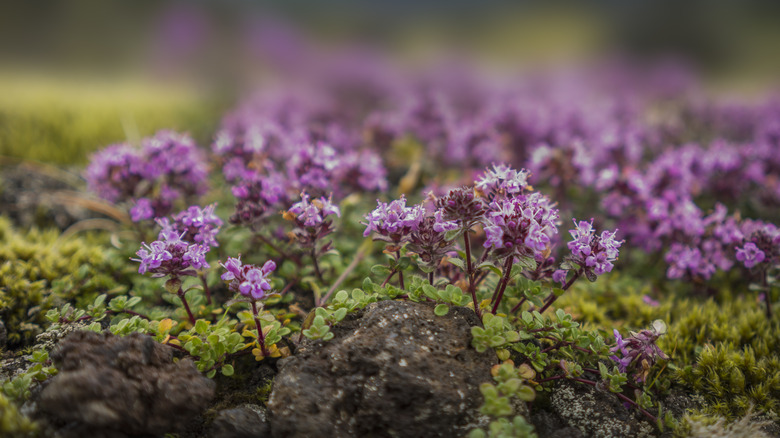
[0,76,223,165]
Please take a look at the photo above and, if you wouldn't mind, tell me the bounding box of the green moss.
[554,272,780,424]
[0,217,128,347]
[0,392,37,438]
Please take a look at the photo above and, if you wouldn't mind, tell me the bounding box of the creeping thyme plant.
[4,34,780,437]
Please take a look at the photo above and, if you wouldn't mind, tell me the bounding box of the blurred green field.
[0,75,225,165]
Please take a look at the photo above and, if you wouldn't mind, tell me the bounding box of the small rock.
[268,300,501,438]
[39,331,215,437]
[210,404,271,438]
[536,379,657,438]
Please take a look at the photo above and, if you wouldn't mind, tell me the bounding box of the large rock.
[39,331,215,437]
[268,300,499,438]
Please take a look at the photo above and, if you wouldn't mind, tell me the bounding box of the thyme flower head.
[157,204,223,248]
[133,232,209,278]
[363,195,425,243]
[221,257,277,300]
[482,192,559,259]
[567,218,623,277]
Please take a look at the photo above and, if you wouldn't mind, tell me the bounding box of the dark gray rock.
[39,331,215,437]
[268,300,500,438]
[210,404,271,438]
[535,379,657,438]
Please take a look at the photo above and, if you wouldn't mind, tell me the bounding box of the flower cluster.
[434,187,486,227]
[86,130,209,221]
[560,219,623,281]
[482,192,559,260]
[735,221,780,269]
[229,172,288,226]
[285,192,341,248]
[363,196,426,244]
[221,257,277,300]
[475,164,531,201]
[156,204,223,248]
[610,320,669,383]
[407,216,456,273]
[133,232,209,278]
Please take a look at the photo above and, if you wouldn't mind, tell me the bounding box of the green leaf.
[221,364,234,377]
[333,308,348,321]
[195,320,209,335]
[448,257,466,270]
[444,228,464,241]
[516,385,536,402]
[434,304,449,316]
[371,264,391,275]
[476,261,502,277]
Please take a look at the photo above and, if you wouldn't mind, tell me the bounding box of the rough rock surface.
[210,404,271,438]
[39,331,215,437]
[268,300,500,438]
[532,379,656,438]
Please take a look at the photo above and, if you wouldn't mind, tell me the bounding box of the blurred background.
[1,0,779,165]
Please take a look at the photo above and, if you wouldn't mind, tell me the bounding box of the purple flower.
[434,186,486,228]
[286,192,341,248]
[133,232,209,278]
[288,192,341,228]
[610,321,668,383]
[221,258,277,300]
[130,198,155,222]
[220,256,243,281]
[86,130,210,222]
[552,269,567,285]
[736,242,766,268]
[564,219,623,279]
[85,144,146,202]
[363,196,425,243]
[229,172,289,226]
[475,164,530,200]
[157,204,223,248]
[432,210,459,233]
[481,192,559,259]
[288,142,339,195]
[408,215,457,271]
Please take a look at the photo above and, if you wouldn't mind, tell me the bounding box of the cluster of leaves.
[469,361,538,438]
[0,391,37,438]
[0,217,127,347]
